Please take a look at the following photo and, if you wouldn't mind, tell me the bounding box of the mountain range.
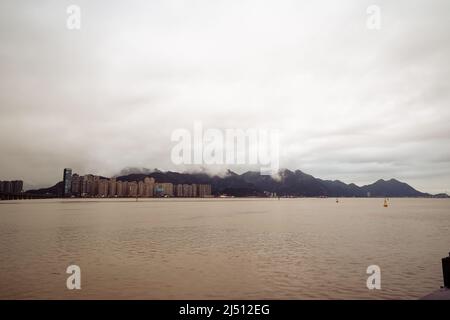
[26,168,448,198]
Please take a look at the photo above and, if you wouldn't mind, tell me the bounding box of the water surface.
[0,198,449,299]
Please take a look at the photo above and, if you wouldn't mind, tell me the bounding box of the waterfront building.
[138,181,145,197]
[154,183,173,197]
[183,184,192,197]
[83,175,95,196]
[63,168,72,197]
[70,174,81,196]
[176,184,183,197]
[98,179,109,197]
[145,183,154,197]
[0,180,23,194]
[109,178,117,197]
[116,180,123,197]
[122,181,128,197]
[4,181,12,194]
[116,180,129,197]
[128,181,138,197]
[11,180,23,193]
[80,175,87,196]
[57,169,211,199]
[198,184,212,197]
[93,176,100,196]
[144,177,155,197]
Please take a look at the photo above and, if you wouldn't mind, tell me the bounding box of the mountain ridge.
[25,168,448,198]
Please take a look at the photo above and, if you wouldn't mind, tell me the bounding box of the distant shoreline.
[2,196,449,201]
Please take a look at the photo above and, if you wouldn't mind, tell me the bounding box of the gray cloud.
[0,0,449,194]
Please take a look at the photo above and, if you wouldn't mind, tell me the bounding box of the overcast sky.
[0,0,449,193]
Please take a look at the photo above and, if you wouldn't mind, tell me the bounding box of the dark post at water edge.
[421,252,450,300]
[443,252,450,289]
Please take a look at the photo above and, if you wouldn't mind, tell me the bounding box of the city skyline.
[1,164,448,197]
[61,168,212,198]
[0,166,441,199]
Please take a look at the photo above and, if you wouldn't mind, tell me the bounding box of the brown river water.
[0,198,449,299]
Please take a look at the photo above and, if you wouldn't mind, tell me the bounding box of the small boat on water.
[383,198,388,207]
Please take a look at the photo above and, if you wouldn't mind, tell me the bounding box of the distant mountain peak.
[278,168,294,177]
[225,169,237,176]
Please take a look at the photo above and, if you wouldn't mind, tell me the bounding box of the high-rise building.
[80,175,88,196]
[154,183,173,197]
[109,178,117,197]
[4,181,12,194]
[48,172,209,199]
[128,181,138,197]
[84,175,95,196]
[183,184,193,197]
[0,180,24,194]
[93,176,100,196]
[116,180,123,197]
[122,181,128,197]
[145,183,154,197]
[98,179,109,197]
[175,184,183,197]
[138,181,145,197]
[143,177,155,197]
[198,184,212,197]
[63,168,72,197]
[71,174,81,196]
[11,180,23,193]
